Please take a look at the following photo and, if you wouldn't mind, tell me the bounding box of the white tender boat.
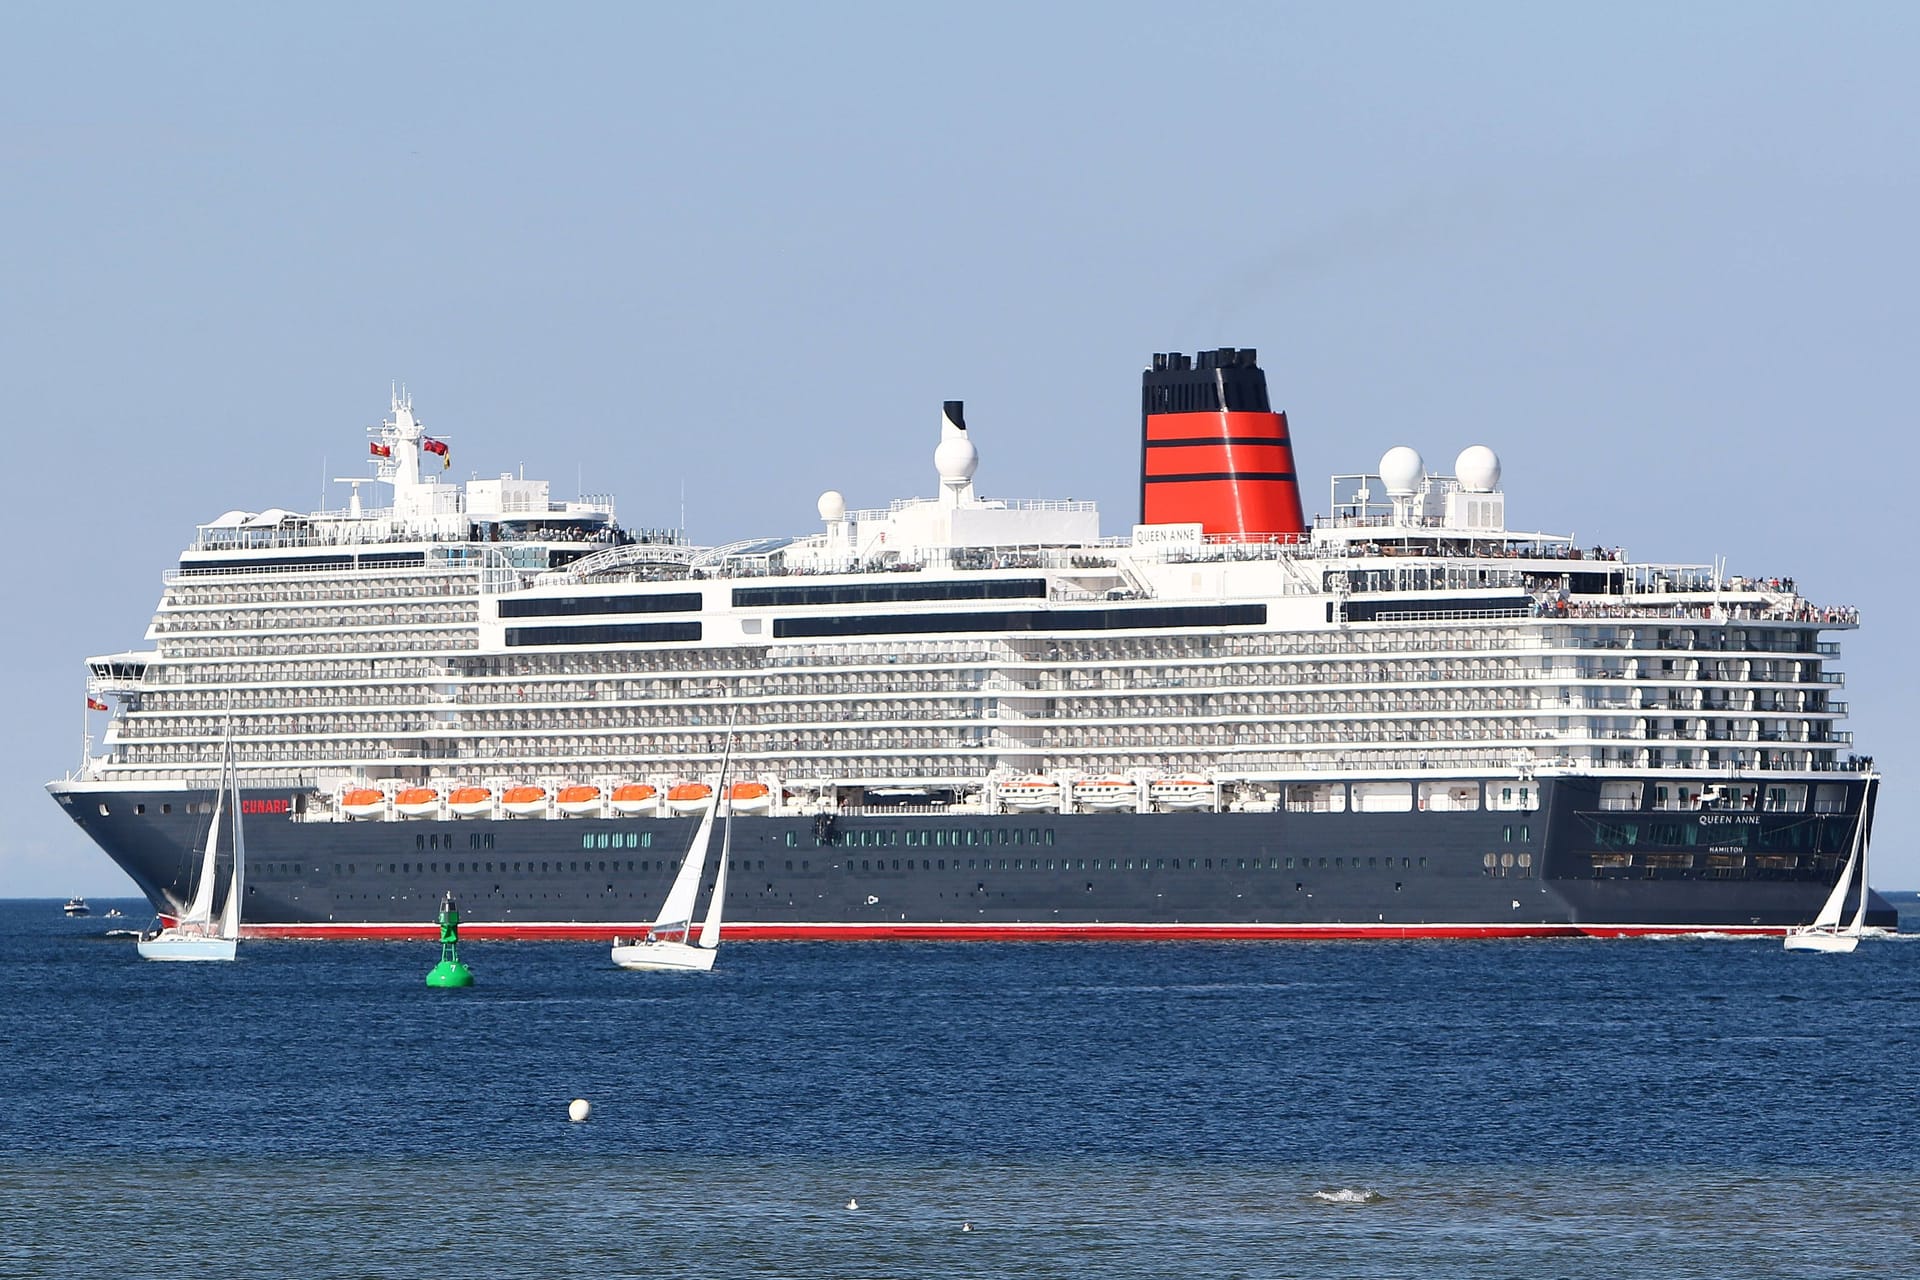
[1784,774,1876,954]
[1000,778,1062,811]
[1074,778,1138,811]
[1150,779,1214,810]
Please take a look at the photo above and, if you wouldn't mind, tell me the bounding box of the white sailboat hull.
[609,939,717,972]
[1782,929,1861,954]
[136,933,238,962]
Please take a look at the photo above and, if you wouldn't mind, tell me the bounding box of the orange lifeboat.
[556,785,602,817]
[727,781,773,814]
[666,782,713,814]
[341,787,387,819]
[501,785,548,817]
[394,786,441,818]
[610,783,659,815]
[447,786,493,818]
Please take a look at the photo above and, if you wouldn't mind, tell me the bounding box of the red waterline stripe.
[241,921,1790,942]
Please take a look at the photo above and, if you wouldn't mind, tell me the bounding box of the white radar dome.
[1379,446,1426,497]
[934,436,979,485]
[1454,445,1501,493]
[817,490,847,522]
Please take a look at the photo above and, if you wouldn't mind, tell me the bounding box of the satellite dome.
[817,490,847,522]
[1379,446,1425,497]
[1455,445,1501,493]
[935,436,979,486]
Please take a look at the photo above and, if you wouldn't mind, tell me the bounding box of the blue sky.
[3,2,1915,895]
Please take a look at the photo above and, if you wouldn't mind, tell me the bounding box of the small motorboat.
[63,897,90,917]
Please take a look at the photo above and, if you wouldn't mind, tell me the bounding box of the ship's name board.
[1698,814,1760,826]
[1132,523,1204,551]
[241,798,291,815]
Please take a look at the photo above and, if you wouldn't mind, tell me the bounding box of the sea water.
[2,899,1915,1278]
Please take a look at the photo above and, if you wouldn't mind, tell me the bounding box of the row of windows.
[794,828,1057,849]
[505,622,702,647]
[283,852,1435,880]
[733,579,1047,609]
[842,855,1430,873]
[179,551,427,572]
[501,592,701,619]
[773,604,1267,640]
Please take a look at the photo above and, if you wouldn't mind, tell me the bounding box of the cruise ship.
[49,348,1889,939]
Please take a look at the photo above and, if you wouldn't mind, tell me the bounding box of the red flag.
[369,442,391,458]
[422,437,448,456]
[87,697,108,711]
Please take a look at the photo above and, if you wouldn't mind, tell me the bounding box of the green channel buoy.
[425,891,474,988]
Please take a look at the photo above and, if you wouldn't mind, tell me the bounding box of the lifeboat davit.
[610,783,659,815]
[501,785,548,817]
[556,785,602,817]
[1074,778,1137,811]
[394,786,442,818]
[666,782,713,814]
[340,787,387,819]
[1000,777,1062,812]
[727,781,773,814]
[447,786,493,818]
[1151,778,1214,810]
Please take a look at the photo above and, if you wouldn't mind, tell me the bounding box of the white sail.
[218,747,246,941]
[1784,774,1875,953]
[698,800,732,950]
[649,735,734,934]
[1843,780,1874,935]
[137,725,243,961]
[179,768,225,927]
[1806,841,1854,932]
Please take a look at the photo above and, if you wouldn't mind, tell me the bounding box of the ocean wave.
[1311,1187,1386,1205]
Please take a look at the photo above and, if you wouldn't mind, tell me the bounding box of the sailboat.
[138,731,245,962]
[1784,774,1876,954]
[611,734,734,973]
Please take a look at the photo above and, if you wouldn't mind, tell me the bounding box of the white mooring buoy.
[569,1098,592,1123]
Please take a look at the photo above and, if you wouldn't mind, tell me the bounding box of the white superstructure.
[70,389,1862,827]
